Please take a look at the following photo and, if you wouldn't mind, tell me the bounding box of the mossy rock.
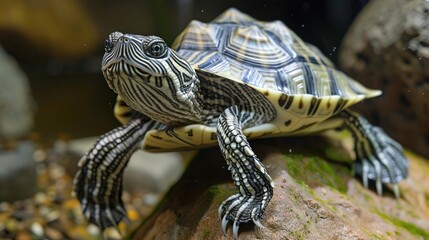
[132,133,429,239]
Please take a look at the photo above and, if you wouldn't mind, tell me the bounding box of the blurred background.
[0,0,368,144]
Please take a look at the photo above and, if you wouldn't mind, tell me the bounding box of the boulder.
[0,141,37,201]
[133,134,429,239]
[0,46,34,140]
[338,0,429,158]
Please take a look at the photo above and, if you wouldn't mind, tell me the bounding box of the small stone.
[5,218,18,232]
[16,232,31,240]
[127,208,139,222]
[30,222,44,237]
[44,210,60,222]
[143,193,159,206]
[122,191,131,203]
[34,192,49,205]
[33,149,47,162]
[63,198,79,210]
[49,163,65,180]
[45,227,63,240]
[0,201,11,212]
[87,224,100,236]
[68,226,90,239]
[103,227,122,240]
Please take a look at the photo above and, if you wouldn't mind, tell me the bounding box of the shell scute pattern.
[173,8,380,100]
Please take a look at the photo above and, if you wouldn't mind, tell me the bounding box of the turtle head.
[101,32,202,124]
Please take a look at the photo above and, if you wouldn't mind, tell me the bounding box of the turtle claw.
[252,218,265,229]
[376,178,383,196]
[353,126,408,196]
[218,192,270,239]
[251,208,265,228]
[221,214,229,236]
[392,184,400,199]
[232,221,240,240]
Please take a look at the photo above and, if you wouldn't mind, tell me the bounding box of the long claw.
[218,205,223,220]
[253,218,264,228]
[251,208,264,228]
[392,184,400,199]
[221,215,229,236]
[232,221,239,240]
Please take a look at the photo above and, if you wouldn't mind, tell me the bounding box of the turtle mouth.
[102,60,134,81]
[102,60,148,93]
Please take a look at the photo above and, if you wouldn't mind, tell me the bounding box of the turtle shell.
[138,8,382,151]
[172,8,380,99]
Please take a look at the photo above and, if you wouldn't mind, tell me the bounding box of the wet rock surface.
[135,134,429,240]
[339,0,429,158]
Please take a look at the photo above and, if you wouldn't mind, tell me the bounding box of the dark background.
[0,0,368,144]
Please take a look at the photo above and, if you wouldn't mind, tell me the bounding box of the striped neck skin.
[102,32,204,126]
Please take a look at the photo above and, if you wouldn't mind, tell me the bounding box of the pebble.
[103,227,122,240]
[30,222,44,237]
[45,227,63,240]
[0,142,161,239]
[16,232,31,240]
[143,193,159,206]
[87,224,100,236]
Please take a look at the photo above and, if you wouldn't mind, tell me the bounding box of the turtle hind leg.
[341,109,408,197]
[217,105,274,239]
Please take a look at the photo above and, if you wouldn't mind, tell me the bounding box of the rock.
[133,135,429,239]
[68,137,196,192]
[0,141,37,201]
[0,46,34,140]
[338,0,429,158]
[0,0,98,59]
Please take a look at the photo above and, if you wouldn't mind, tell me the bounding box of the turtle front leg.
[217,106,274,239]
[341,109,408,197]
[73,117,162,229]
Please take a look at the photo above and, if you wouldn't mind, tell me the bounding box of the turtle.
[74,8,408,239]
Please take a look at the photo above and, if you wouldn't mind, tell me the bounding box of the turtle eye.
[145,40,168,58]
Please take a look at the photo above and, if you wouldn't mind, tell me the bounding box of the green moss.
[362,191,372,202]
[207,185,235,204]
[202,229,212,239]
[377,212,429,238]
[288,229,306,240]
[284,153,347,192]
[369,233,389,240]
